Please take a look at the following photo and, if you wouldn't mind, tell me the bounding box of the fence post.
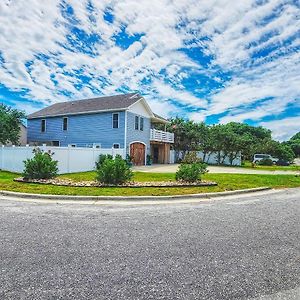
[0,145,4,170]
[67,145,71,173]
[92,144,96,166]
[42,143,47,152]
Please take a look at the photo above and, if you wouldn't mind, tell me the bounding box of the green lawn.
[0,170,299,196]
[241,161,300,171]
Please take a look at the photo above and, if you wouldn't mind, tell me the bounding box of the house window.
[63,117,68,131]
[52,141,60,146]
[113,143,120,149]
[69,144,76,147]
[41,119,46,132]
[140,117,144,131]
[93,143,101,149]
[135,116,139,130]
[112,113,119,128]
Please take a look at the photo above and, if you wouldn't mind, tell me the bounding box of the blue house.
[27,93,174,165]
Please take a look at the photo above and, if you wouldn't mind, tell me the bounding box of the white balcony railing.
[150,129,174,143]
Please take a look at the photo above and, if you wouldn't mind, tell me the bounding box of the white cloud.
[260,116,300,141]
[0,0,298,132]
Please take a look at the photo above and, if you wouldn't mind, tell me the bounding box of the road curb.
[0,187,271,202]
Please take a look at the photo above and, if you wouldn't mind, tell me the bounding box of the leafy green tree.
[168,117,202,156]
[284,132,300,157]
[253,139,295,162]
[291,132,300,141]
[0,104,25,145]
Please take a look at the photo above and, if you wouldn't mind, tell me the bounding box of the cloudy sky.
[0,0,299,140]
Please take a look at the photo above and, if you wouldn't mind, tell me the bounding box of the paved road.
[133,164,300,175]
[0,189,300,300]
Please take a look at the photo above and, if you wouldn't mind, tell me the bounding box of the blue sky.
[0,0,299,140]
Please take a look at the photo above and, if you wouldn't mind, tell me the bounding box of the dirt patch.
[14,177,217,188]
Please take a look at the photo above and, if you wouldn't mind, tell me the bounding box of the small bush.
[175,162,207,183]
[96,155,133,185]
[95,154,113,169]
[258,158,274,166]
[23,148,58,179]
[182,152,202,164]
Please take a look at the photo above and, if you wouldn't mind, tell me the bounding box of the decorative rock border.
[14,177,217,188]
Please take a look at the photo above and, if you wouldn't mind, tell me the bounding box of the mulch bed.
[14,177,217,188]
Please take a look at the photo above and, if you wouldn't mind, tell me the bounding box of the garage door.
[130,142,145,166]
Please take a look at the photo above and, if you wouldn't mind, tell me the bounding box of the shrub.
[175,162,207,182]
[182,151,202,164]
[258,158,274,166]
[96,155,133,185]
[23,148,58,179]
[125,154,133,166]
[95,154,113,169]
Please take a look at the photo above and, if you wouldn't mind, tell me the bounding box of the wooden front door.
[130,142,145,166]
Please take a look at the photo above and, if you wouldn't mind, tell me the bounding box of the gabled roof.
[28,93,141,119]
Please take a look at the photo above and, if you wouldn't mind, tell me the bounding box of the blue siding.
[126,112,151,155]
[28,111,126,148]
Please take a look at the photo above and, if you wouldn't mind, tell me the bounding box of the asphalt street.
[0,188,299,300]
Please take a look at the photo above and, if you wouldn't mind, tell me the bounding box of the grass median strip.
[0,170,299,196]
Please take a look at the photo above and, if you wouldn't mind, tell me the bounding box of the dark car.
[276,159,290,166]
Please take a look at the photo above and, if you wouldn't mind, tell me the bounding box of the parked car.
[253,154,278,164]
[276,159,290,166]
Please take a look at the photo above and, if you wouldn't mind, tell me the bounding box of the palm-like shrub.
[96,155,133,185]
[23,148,58,179]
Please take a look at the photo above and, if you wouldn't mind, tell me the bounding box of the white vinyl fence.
[170,150,241,166]
[0,145,126,174]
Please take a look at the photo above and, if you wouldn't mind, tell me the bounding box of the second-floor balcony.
[150,129,174,143]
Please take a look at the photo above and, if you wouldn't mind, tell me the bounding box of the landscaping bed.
[14,177,217,188]
[1,171,300,196]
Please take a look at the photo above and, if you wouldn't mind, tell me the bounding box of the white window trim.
[112,112,119,129]
[113,143,120,149]
[62,117,68,131]
[41,119,46,133]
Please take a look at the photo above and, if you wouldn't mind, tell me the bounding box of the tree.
[0,104,25,145]
[168,117,202,157]
[253,139,295,162]
[291,132,300,141]
[285,132,300,157]
[224,122,272,160]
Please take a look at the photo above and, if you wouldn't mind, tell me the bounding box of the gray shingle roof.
[28,93,141,119]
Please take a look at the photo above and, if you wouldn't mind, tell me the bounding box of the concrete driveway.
[133,164,300,175]
[0,188,300,299]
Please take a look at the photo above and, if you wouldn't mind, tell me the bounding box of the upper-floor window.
[140,117,144,131]
[63,117,68,131]
[112,113,119,128]
[135,115,144,131]
[135,116,139,130]
[41,119,46,133]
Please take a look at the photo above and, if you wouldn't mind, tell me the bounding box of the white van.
[253,154,278,164]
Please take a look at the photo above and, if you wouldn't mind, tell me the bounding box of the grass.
[241,161,300,171]
[0,170,299,196]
